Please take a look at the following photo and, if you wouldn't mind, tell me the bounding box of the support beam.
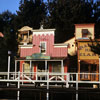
[45,60,48,80]
[17,72,20,100]
[61,60,64,78]
[30,60,32,79]
[47,72,49,100]
[45,60,48,71]
[15,60,17,79]
[30,60,32,72]
[99,56,100,88]
[76,73,78,100]
[8,55,10,80]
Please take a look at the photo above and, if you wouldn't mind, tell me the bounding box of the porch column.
[45,60,48,71]
[7,51,11,86]
[15,60,17,78]
[28,30,29,41]
[61,60,64,77]
[78,60,80,80]
[30,60,32,72]
[99,56,100,87]
[30,60,32,78]
[45,60,48,80]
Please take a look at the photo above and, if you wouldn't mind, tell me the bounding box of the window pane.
[40,42,46,54]
[52,63,61,72]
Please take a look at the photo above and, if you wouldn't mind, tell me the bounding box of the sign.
[78,41,99,60]
[26,53,50,60]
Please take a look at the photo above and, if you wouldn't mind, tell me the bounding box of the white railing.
[0,72,100,84]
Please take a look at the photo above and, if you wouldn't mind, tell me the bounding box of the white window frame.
[40,41,46,54]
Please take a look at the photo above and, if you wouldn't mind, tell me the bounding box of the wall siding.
[20,34,67,57]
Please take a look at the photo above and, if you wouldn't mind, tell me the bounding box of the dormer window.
[40,42,46,54]
[82,29,88,38]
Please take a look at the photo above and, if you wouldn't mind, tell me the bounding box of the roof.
[32,29,55,32]
[0,32,4,37]
[64,37,75,43]
[75,23,95,26]
[77,39,100,42]
[15,57,67,61]
[54,43,68,47]
[18,26,33,32]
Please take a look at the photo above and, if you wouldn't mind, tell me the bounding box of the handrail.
[0,72,100,84]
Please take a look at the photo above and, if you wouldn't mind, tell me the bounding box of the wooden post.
[45,60,47,80]
[99,56,100,88]
[8,55,10,80]
[17,71,20,100]
[15,60,17,79]
[76,73,78,100]
[66,73,69,88]
[30,60,32,78]
[47,72,49,100]
[78,60,80,80]
[7,52,11,87]
[61,60,64,78]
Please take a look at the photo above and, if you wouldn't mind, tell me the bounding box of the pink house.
[16,26,68,80]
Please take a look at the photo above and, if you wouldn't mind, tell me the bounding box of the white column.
[17,71,20,100]
[76,73,78,100]
[61,60,64,78]
[28,30,29,42]
[8,55,10,80]
[30,60,32,78]
[8,51,11,81]
[15,60,17,79]
[47,72,49,100]
[45,60,48,80]
[30,61,32,71]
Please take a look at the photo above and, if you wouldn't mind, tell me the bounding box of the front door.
[80,64,98,81]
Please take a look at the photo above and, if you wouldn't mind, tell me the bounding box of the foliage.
[0,11,17,71]
[44,0,94,43]
[15,0,47,29]
[89,38,100,56]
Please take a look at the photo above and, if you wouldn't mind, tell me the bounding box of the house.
[65,24,95,56]
[15,25,68,81]
[65,23,99,81]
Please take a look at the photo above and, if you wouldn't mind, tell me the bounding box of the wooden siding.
[20,34,68,57]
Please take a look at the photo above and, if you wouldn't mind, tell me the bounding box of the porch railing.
[0,72,99,83]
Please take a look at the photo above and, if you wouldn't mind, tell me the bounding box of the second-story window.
[40,42,46,54]
[82,29,88,38]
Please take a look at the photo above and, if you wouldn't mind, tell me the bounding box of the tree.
[0,11,17,71]
[44,0,95,43]
[15,0,47,29]
[89,38,100,55]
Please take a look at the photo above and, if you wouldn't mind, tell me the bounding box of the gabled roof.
[18,26,33,32]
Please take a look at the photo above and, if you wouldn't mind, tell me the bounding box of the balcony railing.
[0,72,100,84]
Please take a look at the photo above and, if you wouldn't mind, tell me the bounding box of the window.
[82,29,88,38]
[40,42,46,54]
[52,62,61,73]
[23,62,30,73]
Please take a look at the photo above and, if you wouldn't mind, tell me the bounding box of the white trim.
[20,46,33,48]
[33,31,55,36]
[54,44,68,48]
[19,44,33,48]
[32,29,55,32]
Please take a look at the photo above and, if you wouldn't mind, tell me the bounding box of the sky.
[0,0,97,14]
[0,0,47,14]
[0,0,20,14]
